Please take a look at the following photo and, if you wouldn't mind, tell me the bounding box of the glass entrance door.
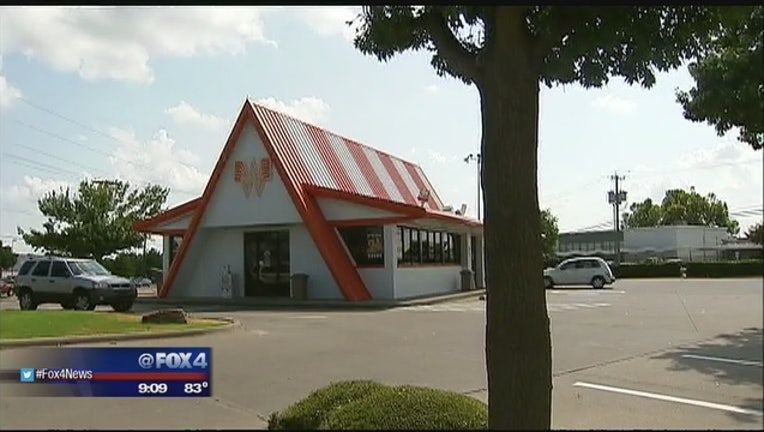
[243,230,290,297]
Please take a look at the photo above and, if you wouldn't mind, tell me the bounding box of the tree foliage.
[676,6,763,149]
[540,209,559,259]
[351,6,733,430]
[18,179,169,261]
[622,187,740,235]
[745,222,764,245]
[0,241,16,271]
[102,248,162,278]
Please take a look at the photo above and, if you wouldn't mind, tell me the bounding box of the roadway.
[0,278,761,430]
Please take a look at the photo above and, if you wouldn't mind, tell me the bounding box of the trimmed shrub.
[268,380,391,430]
[614,262,682,278]
[686,260,763,278]
[320,385,488,430]
[268,381,488,430]
[612,260,763,279]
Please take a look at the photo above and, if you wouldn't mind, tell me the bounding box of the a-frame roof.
[151,100,480,300]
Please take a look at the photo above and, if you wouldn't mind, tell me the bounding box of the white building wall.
[395,266,461,299]
[202,124,302,228]
[290,224,342,300]
[623,227,679,253]
[675,226,728,261]
[318,198,402,221]
[155,214,193,231]
[170,224,343,299]
[623,226,731,261]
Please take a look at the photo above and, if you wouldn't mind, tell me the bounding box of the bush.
[268,381,488,430]
[268,380,391,430]
[613,260,763,279]
[614,262,682,278]
[321,385,488,430]
[686,260,763,278]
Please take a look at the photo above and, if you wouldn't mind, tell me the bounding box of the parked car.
[14,256,137,312]
[1,276,15,297]
[543,257,616,289]
[131,277,153,289]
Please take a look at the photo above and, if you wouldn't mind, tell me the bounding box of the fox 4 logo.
[155,352,208,369]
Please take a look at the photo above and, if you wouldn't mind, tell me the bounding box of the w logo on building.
[234,158,272,198]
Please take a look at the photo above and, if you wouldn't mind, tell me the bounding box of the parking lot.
[0,278,762,430]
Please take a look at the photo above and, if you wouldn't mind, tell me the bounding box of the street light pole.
[464,153,482,221]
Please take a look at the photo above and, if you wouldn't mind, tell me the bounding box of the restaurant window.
[433,232,442,262]
[397,227,462,266]
[169,235,183,265]
[337,226,384,267]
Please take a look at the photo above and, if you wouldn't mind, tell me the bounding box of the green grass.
[0,311,224,341]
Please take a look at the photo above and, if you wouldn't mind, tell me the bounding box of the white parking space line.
[573,381,764,417]
[681,354,763,367]
[548,290,625,294]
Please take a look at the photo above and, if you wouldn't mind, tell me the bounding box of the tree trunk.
[478,28,552,430]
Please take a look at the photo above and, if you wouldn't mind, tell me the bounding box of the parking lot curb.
[133,289,488,310]
[0,317,238,350]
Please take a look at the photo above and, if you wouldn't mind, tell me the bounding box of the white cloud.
[428,150,459,164]
[624,139,763,230]
[284,6,362,41]
[591,93,636,114]
[0,6,277,84]
[0,75,22,110]
[106,127,207,195]
[165,101,227,130]
[2,176,77,210]
[425,84,440,94]
[0,54,22,110]
[255,96,331,126]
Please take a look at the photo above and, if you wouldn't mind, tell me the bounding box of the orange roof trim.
[133,197,201,232]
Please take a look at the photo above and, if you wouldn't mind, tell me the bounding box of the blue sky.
[1,6,762,254]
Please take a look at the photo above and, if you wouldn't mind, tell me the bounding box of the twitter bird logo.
[20,368,35,383]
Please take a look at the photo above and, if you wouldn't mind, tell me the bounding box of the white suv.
[14,256,137,312]
[543,257,616,289]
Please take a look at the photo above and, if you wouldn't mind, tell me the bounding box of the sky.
[1,6,762,254]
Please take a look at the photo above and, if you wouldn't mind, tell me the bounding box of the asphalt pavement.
[0,278,761,430]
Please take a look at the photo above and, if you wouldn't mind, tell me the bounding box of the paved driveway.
[1,278,761,430]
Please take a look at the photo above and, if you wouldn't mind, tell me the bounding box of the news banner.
[6,348,211,397]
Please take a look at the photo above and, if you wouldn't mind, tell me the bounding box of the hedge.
[613,260,763,279]
[267,380,390,430]
[685,260,763,278]
[268,380,488,430]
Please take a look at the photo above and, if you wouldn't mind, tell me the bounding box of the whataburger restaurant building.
[135,100,485,302]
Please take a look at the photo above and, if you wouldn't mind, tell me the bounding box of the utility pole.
[464,153,482,221]
[608,172,627,267]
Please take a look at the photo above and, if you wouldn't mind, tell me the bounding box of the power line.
[18,97,120,143]
[11,142,110,177]
[1,153,86,178]
[12,119,115,159]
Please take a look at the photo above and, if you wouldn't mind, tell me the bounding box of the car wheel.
[543,277,554,290]
[111,301,134,313]
[591,276,605,289]
[73,291,95,311]
[18,290,37,311]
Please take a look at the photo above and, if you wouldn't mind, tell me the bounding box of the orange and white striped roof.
[250,101,445,211]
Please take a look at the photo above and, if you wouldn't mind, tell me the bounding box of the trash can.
[291,273,309,300]
[460,269,475,292]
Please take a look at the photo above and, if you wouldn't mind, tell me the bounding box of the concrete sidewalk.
[135,288,487,310]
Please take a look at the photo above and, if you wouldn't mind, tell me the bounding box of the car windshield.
[67,260,112,276]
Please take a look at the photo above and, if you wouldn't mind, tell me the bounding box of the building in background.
[135,100,485,302]
[557,225,758,263]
